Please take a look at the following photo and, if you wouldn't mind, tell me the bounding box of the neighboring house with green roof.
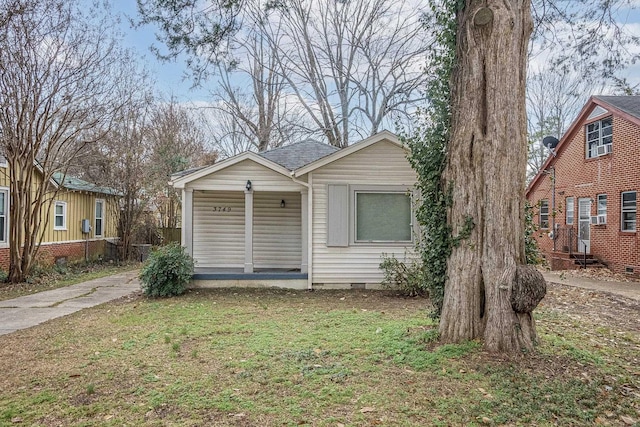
[0,163,120,270]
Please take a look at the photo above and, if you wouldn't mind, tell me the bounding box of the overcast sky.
[115,1,640,105]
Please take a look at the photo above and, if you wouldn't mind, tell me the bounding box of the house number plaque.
[212,206,232,212]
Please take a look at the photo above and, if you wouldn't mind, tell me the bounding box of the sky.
[115,2,211,104]
[114,1,640,104]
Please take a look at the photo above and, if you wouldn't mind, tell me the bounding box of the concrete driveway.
[0,270,140,336]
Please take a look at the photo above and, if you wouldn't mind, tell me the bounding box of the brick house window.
[566,197,574,225]
[54,201,67,230]
[621,191,636,232]
[586,117,612,158]
[539,199,549,229]
[597,194,607,224]
[0,188,7,242]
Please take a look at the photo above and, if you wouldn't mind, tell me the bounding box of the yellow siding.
[310,140,418,285]
[0,163,118,244]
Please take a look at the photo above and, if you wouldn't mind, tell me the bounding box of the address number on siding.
[212,206,232,212]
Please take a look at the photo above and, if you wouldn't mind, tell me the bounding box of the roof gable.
[171,151,293,188]
[526,95,640,196]
[294,130,404,176]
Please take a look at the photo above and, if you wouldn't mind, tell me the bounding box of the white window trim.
[597,194,607,221]
[566,197,574,225]
[349,185,415,245]
[94,198,105,237]
[539,199,550,229]
[621,191,637,232]
[0,156,7,168]
[585,117,613,159]
[0,187,9,246]
[54,201,67,231]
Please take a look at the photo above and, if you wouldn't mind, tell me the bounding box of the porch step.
[570,254,606,269]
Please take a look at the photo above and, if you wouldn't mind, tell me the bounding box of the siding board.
[193,191,245,268]
[311,140,418,284]
[254,192,302,269]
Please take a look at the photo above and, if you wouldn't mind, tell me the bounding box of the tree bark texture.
[439,0,545,352]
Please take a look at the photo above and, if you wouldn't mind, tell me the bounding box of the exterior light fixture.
[280,200,285,208]
[246,180,252,191]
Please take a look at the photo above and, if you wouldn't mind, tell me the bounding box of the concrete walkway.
[0,270,140,336]
[542,271,640,301]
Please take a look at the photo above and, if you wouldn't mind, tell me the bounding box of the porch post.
[244,188,254,273]
[300,189,308,273]
[182,188,193,257]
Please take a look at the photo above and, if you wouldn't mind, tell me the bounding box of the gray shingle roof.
[259,139,339,171]
[594,95,640,119]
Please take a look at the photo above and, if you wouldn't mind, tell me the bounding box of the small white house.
[171,130,418,289]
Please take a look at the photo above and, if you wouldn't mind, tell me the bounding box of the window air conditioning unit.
[605,144,612,153]
[596,145,607,156]
[590,216,599,225]
[597,215,607,225]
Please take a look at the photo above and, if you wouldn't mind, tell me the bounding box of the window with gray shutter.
[327,184,349,247]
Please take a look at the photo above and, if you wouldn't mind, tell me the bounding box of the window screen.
[355,192,411,242]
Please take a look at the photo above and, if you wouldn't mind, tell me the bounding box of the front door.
[578,198,591,253]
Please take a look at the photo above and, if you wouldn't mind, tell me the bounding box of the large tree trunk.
[439,0,545,352]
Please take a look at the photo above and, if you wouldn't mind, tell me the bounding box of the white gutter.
[290,172,313,290]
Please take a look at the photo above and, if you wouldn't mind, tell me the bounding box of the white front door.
[578,198,591,253]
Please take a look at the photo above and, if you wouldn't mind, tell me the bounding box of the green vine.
[404,0,460,318]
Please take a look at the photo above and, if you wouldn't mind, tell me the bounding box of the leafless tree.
[260,0,429,147]
[525,67,597,181]
[210,24,311,152]
[147,98,217,229]
[0,0,126,282]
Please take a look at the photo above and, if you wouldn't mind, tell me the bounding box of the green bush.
[139,243,194,297]
[379,253,427,297]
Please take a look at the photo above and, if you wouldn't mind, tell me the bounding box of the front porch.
[191,268,308,290]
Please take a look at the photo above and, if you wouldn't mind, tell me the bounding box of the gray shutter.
[327,184,349,247]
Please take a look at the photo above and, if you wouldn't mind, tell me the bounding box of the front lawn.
[0,285,638,426]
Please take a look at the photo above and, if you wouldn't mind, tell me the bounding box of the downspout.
[290,172,313,290]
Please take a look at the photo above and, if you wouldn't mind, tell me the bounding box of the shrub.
[139,243,194,297]
[379,253,427,297]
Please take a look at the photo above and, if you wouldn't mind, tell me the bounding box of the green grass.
[0,287,638,426]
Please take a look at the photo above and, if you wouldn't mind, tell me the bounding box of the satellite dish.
[542,136,559,150]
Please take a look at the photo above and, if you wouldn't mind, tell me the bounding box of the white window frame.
[350,185,414,245]
[621,191,636,232]
[0,155,7,168]
[586,117,613,159]
[94,198,105,237]
[539,199,549,229]
[597,194,607,223]
[53,201,67,231]
[0,187,8,244]
[565,197,574,225]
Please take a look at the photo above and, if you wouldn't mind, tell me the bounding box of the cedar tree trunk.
[439,0,546,352]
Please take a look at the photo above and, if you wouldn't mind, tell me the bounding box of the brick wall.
[0,239,108,271]
[527,111,640,276]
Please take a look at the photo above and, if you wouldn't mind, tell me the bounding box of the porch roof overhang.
[171,152,295,189]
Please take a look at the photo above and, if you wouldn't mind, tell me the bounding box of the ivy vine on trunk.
[408,0,547,353]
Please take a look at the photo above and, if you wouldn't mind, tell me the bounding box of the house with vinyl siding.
[0,161,120,270]
[171,131,419,289]
[526,95,640,276]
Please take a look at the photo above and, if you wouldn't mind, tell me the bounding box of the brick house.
[526,95,639,276]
